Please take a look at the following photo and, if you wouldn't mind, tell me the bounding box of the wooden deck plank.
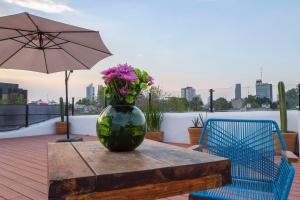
[0,175,47,200]
[0,154,46,171]
[0,184,21,199]
[0,167,47,194]
[0,158,46,178]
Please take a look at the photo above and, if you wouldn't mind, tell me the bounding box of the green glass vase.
[96,105,146,151]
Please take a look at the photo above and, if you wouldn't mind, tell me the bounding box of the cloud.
[4,0,75,13]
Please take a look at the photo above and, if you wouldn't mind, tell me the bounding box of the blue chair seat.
[191,182,276,200]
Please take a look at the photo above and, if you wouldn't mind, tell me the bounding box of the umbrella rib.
[25,13,39,31]
[42,33,61,48]
[0,34,38,67]
[45,41,69,48]
[54,35,112,55]
[44,30,97,33]
[0,32,35,42]
[42,49,49,73]
[15,30,38,47]
[59,47,90,69]
[11,38,36,48]
[0,26,36,32]
[44,34,90,69]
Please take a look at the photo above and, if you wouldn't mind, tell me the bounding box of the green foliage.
[145,107,163,132]
[278,81,287,132]
[191,113,206,128]
[77,98,93,105]
[286,88,298,109]
[213,97,232,111]
[59,97,64,122]
[165,97,188,112]
[243,95,271,108]
[97,116,111,136]
[189,96,204,111]
[192,116,200,127]
[0,93,26,105]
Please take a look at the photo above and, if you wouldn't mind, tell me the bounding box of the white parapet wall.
[161,110,299,144]
[0,117,60,139]
[0,111,299,147]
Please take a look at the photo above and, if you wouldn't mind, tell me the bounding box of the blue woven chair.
[190,119,297,200]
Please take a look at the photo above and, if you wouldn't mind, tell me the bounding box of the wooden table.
[48,140,231,200]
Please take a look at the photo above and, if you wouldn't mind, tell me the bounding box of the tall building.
[86,83,95,101]
[255,80,273,101]
[235,83,241,99]
[0,82,27,103]
[181,86,196,101]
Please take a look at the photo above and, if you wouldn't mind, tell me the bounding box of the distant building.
[86,83,95,101]
[235,83,241,99]
[181,86,196,101]
[0,82,27,103]
[97,85,104,97]
[255,80,273,101]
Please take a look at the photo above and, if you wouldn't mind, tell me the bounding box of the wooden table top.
[48,140,231,200]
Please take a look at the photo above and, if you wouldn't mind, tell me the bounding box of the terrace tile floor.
[0,135,298,200]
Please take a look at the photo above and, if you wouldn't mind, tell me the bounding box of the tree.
[213,97,232,111]
[165,97,188,112]
[286,88,298,109]
[7,93,26,104]
[243,95,261,108]
[243,95,273,109]
[76,98,92,105]
[189,96,204,111]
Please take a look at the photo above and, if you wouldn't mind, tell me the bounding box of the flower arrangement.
[101,63,154,105]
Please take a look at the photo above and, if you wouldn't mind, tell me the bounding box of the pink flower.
[101,67,117,76]
[101,64,138,84]
[147,76,154,85]
[117,63,134,74]
[120,73,137,83]
[119,86,130,95]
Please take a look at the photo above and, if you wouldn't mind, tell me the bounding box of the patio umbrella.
[0,12,112,142]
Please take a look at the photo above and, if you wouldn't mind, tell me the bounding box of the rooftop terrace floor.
[0,135,298,200]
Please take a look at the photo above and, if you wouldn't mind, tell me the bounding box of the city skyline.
[0,1,299,101]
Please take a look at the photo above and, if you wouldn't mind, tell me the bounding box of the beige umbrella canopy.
[0,12,111,73]
[0,12,112,141]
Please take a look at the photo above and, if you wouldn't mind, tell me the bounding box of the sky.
[0,0,299,102]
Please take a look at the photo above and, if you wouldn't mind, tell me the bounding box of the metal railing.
[0,104,60,131]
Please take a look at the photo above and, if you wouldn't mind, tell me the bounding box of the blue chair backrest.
[199,119,287,182]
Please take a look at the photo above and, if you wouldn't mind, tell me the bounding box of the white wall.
[0,111,299,146]
[69,115,98,135]
[161,111,299,144]
[0,117,60,139]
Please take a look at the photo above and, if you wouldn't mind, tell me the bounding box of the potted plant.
[145,107,164,142]
[56,97,67,134]
[96,63,154,151]
[188,113,206,145]
[277,81,298,153]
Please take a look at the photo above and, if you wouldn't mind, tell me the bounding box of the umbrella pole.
[56,71,82,143]
[65,71,70,139]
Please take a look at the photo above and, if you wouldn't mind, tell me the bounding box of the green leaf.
[134,68,142,77]
[126,95,134,104]
[103,87,109,95]
[140,83,148,90]
[142,71,148,80]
